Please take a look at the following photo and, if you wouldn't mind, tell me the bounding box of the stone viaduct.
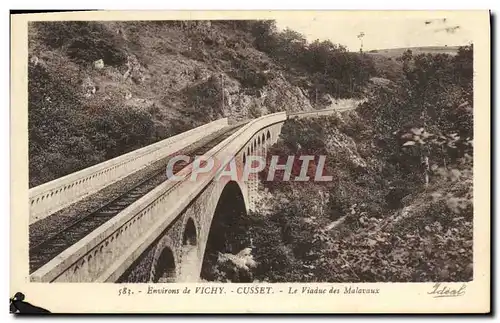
[29,107,351,283]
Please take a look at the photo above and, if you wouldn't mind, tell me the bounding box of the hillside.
[203,44,474,282]
[365,46,461,81]
[367,45,460,58]
[28,20,373,187]
[27,19,474,284]
[208,111,473,282]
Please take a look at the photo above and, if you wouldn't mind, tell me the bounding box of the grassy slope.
[226,44,474,281]
[28,21,313,186]
[231,110,473,283]
[365,46,460,81]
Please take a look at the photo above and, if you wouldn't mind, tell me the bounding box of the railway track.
[29,123,245,273]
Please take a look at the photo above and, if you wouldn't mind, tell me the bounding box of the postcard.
[10,10,490,314]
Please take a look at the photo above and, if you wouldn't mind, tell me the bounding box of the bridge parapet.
[28,118,228,224]
[30,112,286,283]
[288,106,351,119]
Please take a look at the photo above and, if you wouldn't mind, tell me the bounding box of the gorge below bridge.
[28,106,353,283]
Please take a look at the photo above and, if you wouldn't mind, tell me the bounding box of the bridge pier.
[245,123,282,212]
[117,178,249,283]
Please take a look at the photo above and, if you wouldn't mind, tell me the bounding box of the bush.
[34,21,128,66]
[28,60,158,187]
[250,46,473,281]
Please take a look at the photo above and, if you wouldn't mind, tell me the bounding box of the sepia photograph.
[10,9,490,314]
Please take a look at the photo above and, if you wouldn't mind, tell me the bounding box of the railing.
[287,107,352,119]
[28,118,228,224]
[30,112,287,282]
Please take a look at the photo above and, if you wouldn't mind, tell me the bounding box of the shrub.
[34,21,128,66]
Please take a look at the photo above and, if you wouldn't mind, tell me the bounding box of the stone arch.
[266,130,271,141]
[151,247,176,283]
[200,181,248,281]
[243,153,246,165]
[258,136,261,145]
[178,217,199,282]
[183,217,197,246]
[262,132,266,143]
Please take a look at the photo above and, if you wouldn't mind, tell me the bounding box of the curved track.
[29,123,245,273]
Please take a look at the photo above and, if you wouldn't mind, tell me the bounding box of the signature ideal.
[428,283,467,298]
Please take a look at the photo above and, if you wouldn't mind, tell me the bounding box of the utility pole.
[220,73,225,111]
[357,32,365,53]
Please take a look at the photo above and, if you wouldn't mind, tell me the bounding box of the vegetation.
[28,19,474,283]
[28,59,159,187]
[233,21,376,98]
[28,20,376,187]
[212,45,474,282]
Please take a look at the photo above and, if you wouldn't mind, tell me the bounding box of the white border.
[3,1,497,322]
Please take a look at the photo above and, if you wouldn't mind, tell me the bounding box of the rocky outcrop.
[82,76,97,98]
[262,76,313,113]
[123,55,146,84]
[30,20,323,145]
[93,59,104,70]
[30,55,39,66]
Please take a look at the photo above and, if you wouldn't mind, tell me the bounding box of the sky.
[274,13,474,52]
